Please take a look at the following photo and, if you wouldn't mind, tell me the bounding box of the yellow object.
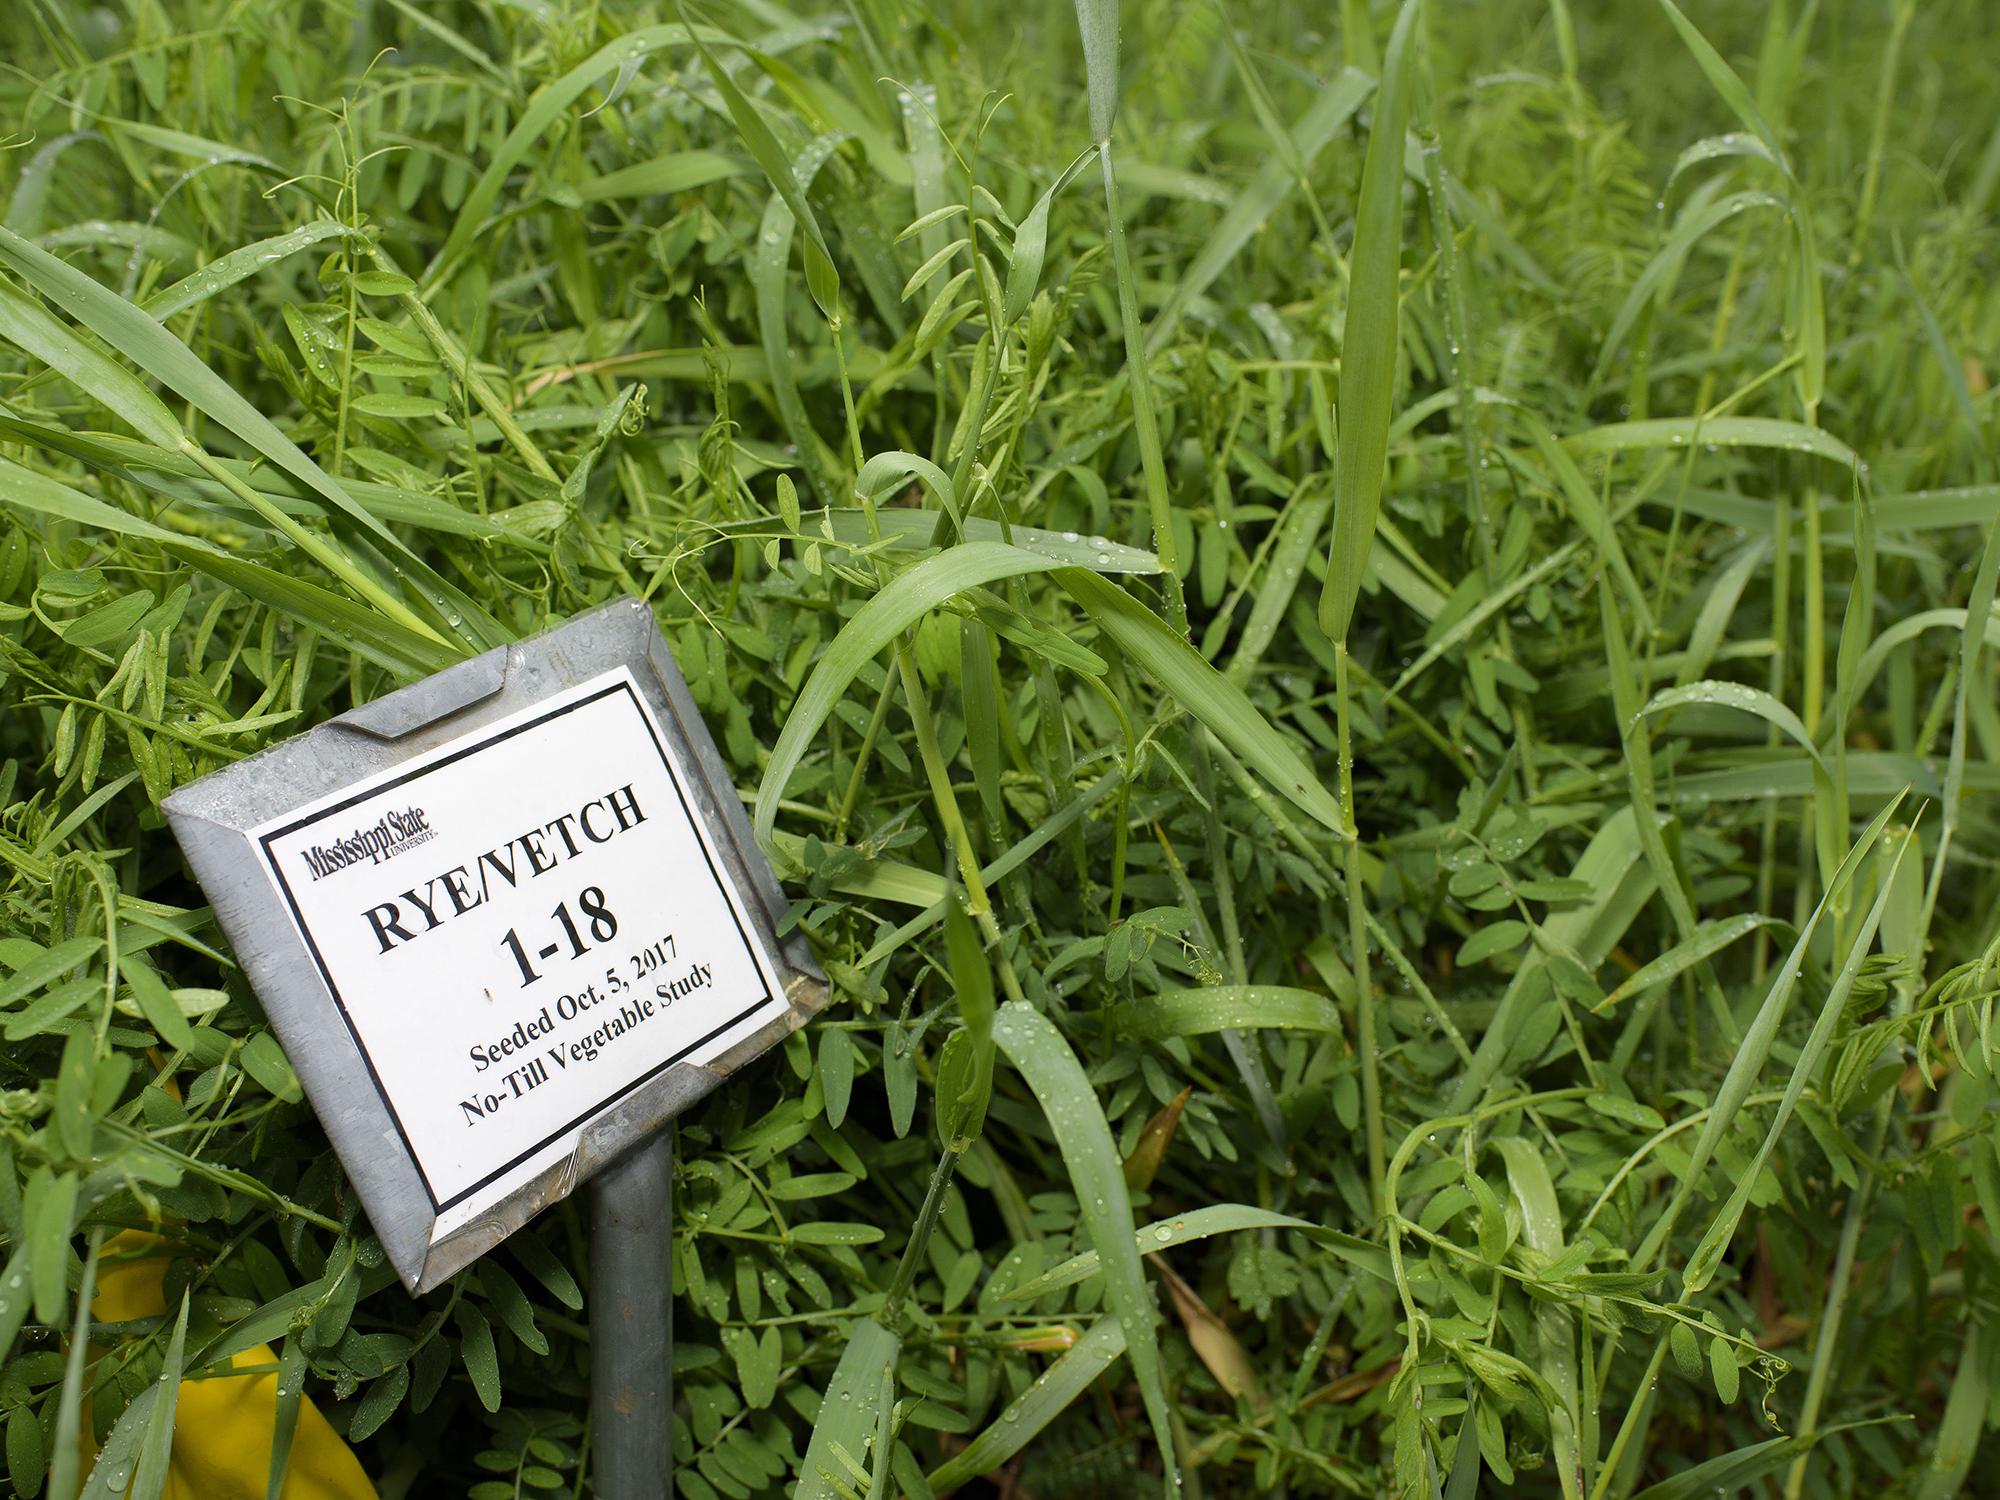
[84,1232,380,1500]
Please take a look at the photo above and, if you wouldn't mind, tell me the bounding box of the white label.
[251,667,785,1228]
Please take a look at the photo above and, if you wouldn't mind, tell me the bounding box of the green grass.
[1,1,1998,1496]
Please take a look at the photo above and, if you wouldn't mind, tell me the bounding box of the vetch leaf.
[240,1031,302,1102]
[790,1221,885,1246]
[1708,1334,1739,1404]
[0,936,103,1009]
[7,1402,43,1497]
[348,270,416,297]
[724,1325,782,1409]
[0,1246,31,1366]
[1458,921,1529,967]
[1584,1092,1666,1132]
[455,1301,501,1412]
[349,1364,409,1445]
[818,1027,855,1130]
[1670,1321,1702,1380]
[24,1167,77,1326]
[54,1030,94,1160]
[350,393,446,420]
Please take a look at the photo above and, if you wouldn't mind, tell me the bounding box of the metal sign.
[164,598,824,1294]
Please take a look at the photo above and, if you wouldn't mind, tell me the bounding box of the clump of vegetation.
[1,0,1996,1495]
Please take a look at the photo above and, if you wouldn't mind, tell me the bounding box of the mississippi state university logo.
[298,805,436,881]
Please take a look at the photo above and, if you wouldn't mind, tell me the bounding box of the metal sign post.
[164,599,822,1496]
[590,1129,675,1499]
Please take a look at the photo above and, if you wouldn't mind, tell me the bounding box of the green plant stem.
[1784,1162,1877,1498]
[1788,826,1928,1493]
[1847,0,1915,272]
[1097,142,1186,634]
[1101,121,1289,1176]
[829,305,866,474]
[835,668,900,842]
[1797,488,1825,926]
[943,169,1009,504]
[1586,1334,1668,1500]
[1106,778,1131,926]
[894,644,1025,1006]
[1195,746,1249,987]
[944,334,1001,502]
[331,239,358,479]
[388,274,560,485]
[880,1142,965,1327]
[1153,807,1287,1152]
[1754,494,1794,981]
[1336,641,1383,1211]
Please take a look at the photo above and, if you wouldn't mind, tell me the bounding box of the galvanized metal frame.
[164,598,824,1294]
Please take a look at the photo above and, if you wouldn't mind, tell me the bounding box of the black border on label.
[256,677,778,1214]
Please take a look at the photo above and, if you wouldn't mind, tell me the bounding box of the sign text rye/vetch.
[362,785,647,954]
